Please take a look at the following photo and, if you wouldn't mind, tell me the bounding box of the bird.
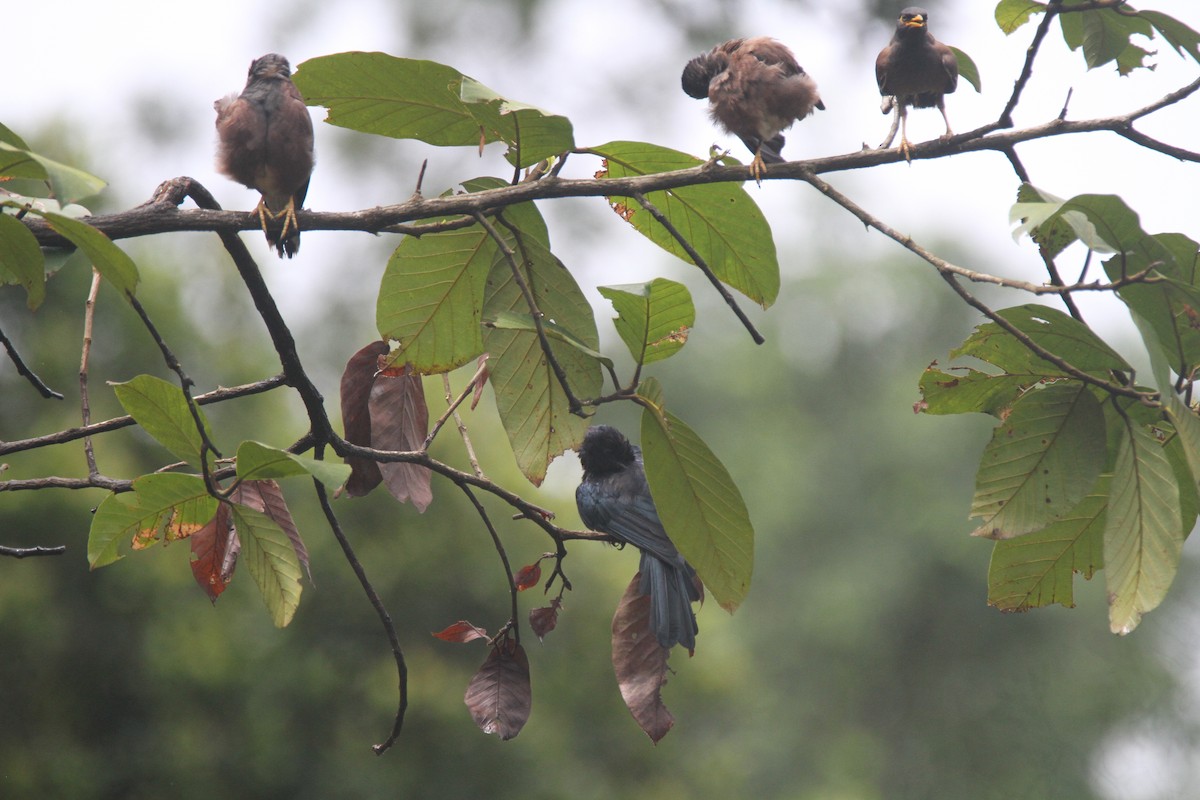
[875,7,959,161]
[681,37,824,185]
[576,425,701,652]
[215,54,314,258]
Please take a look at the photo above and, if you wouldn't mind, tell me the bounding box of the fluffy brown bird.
[875,7,958,161]
[215,54,314,258]
[682,37,824,184]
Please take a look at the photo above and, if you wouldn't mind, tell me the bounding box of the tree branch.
[0,322,63,400]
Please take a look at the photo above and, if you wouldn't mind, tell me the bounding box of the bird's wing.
[937,42,959,93]
[214,95,268,186]
[576,479,685,566]
[875,45,894,94]
[743,37,802,76]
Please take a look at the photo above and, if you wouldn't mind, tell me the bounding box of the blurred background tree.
[4,1,1200,798]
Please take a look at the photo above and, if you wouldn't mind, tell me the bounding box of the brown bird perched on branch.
[215,54,315,258]
[875,7,958,161]
[682,37,824,185]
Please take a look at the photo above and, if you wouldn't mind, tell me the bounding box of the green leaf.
[0,211,46,310]
[987,476,1107,611]
[376,222,493,374]
[235,440,352,488]
[949,47,982,92]
[995,0,1047,34]
[1105,420,1183,634]
[89,474,218,568]
[35,211,139,295]
[638,379,754,612]
[459,77,575,168]
[953,304,1131,377]
[1011,184,1074,258]
[1060,6,1154,73]
[970,383,1106,539]
[598,279,695,366]
[483,232,601,485]
[295,52,485,147]
[1141,10,1200,63]
[591,141,780,308]
[230,503,303,627]
[484,310,614,369]
[917,365,1038,418]
[112,375,213,468]
[1105,234,1200,377]
[0,141,106,204]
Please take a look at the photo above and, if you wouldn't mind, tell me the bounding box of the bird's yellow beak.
[903,14,926,28]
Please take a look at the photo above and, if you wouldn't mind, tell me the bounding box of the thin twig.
[0,323,63,400]
[313,472,407,755]
[80,269,102,476]
[0,544,67,558]
[629,190,765,345]
[799,170,1156,404]
[425,359,488,451]
[438,373,484,478]
[999,0,1063,127]
[458,484,521,645]
[0,375,286,457]
[473,210,585,415]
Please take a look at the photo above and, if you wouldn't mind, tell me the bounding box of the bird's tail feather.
[639,552,699,652]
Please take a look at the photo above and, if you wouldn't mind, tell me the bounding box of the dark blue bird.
[576,425,700,652]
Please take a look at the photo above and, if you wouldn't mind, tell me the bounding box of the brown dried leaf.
[369,371,433,512]
[464,639,532,740]
[432,620,489,643]
[514,562,542,592]
[529,597,562,641]
[232,479,310,582]
[612,572,674,743]
[340,340,389,496]
[190,503,239,603]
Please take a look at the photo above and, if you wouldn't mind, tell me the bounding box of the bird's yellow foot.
[898,136,914,164]
[253,197,300,244]
[750,151,767,186]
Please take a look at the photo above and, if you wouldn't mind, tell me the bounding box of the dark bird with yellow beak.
[682,37,824,184]
[875,7,958,161]
[215,54,315,258]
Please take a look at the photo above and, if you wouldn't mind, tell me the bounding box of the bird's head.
[899,7,929,30]
[248,53,293,82]
[578,425,637,477]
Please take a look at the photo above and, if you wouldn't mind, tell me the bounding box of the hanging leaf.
[0,211,46,310]
[369,371,433,512]
[994,0,1047,35]
[463,639,532,740]
[949,47,983,92]
[987,478,1107,611]
[638,379,754,612]
[89,474,217,568]
[433,621,489,643]
[112,374,214,469]
[229,502,304,628]
[190,503,239,603]
[598,279,695,366]
[591,141,779,308]
[340,341,388,496]
[235,440,351,489]
[611,573,674,743]
[970,383,1106,539]
[0,140,107,203]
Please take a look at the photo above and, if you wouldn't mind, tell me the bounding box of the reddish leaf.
[470,354,490,411]
[433,620,489,643]
[612,572,674,743]
[464,639,532,740]
[369,371,433,512]
[232,479,311,582]
[190,503,239,603]
[340,340,389,496]
[514,562,542,591]
[529,597,562,641]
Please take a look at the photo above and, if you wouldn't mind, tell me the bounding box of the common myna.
[682,37,824,184]
[216,54,315,258]
[875,7,958,161]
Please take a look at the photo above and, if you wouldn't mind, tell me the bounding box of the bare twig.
[799,170,1157,405]
[313,472,407,755]
[458,484,521,645]
[0,323,63,400]
[436,372,484,479]
[80,269,102,476]
[0,544,66,558]
[629,190,765,345]
[474,210,585,415]
[0,375,286,457]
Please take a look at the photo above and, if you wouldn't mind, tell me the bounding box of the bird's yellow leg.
[898,109,913,163]
[254,196,299,241]
[750,149,767,186]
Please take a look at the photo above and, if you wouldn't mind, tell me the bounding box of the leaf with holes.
[599,279,695,366]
